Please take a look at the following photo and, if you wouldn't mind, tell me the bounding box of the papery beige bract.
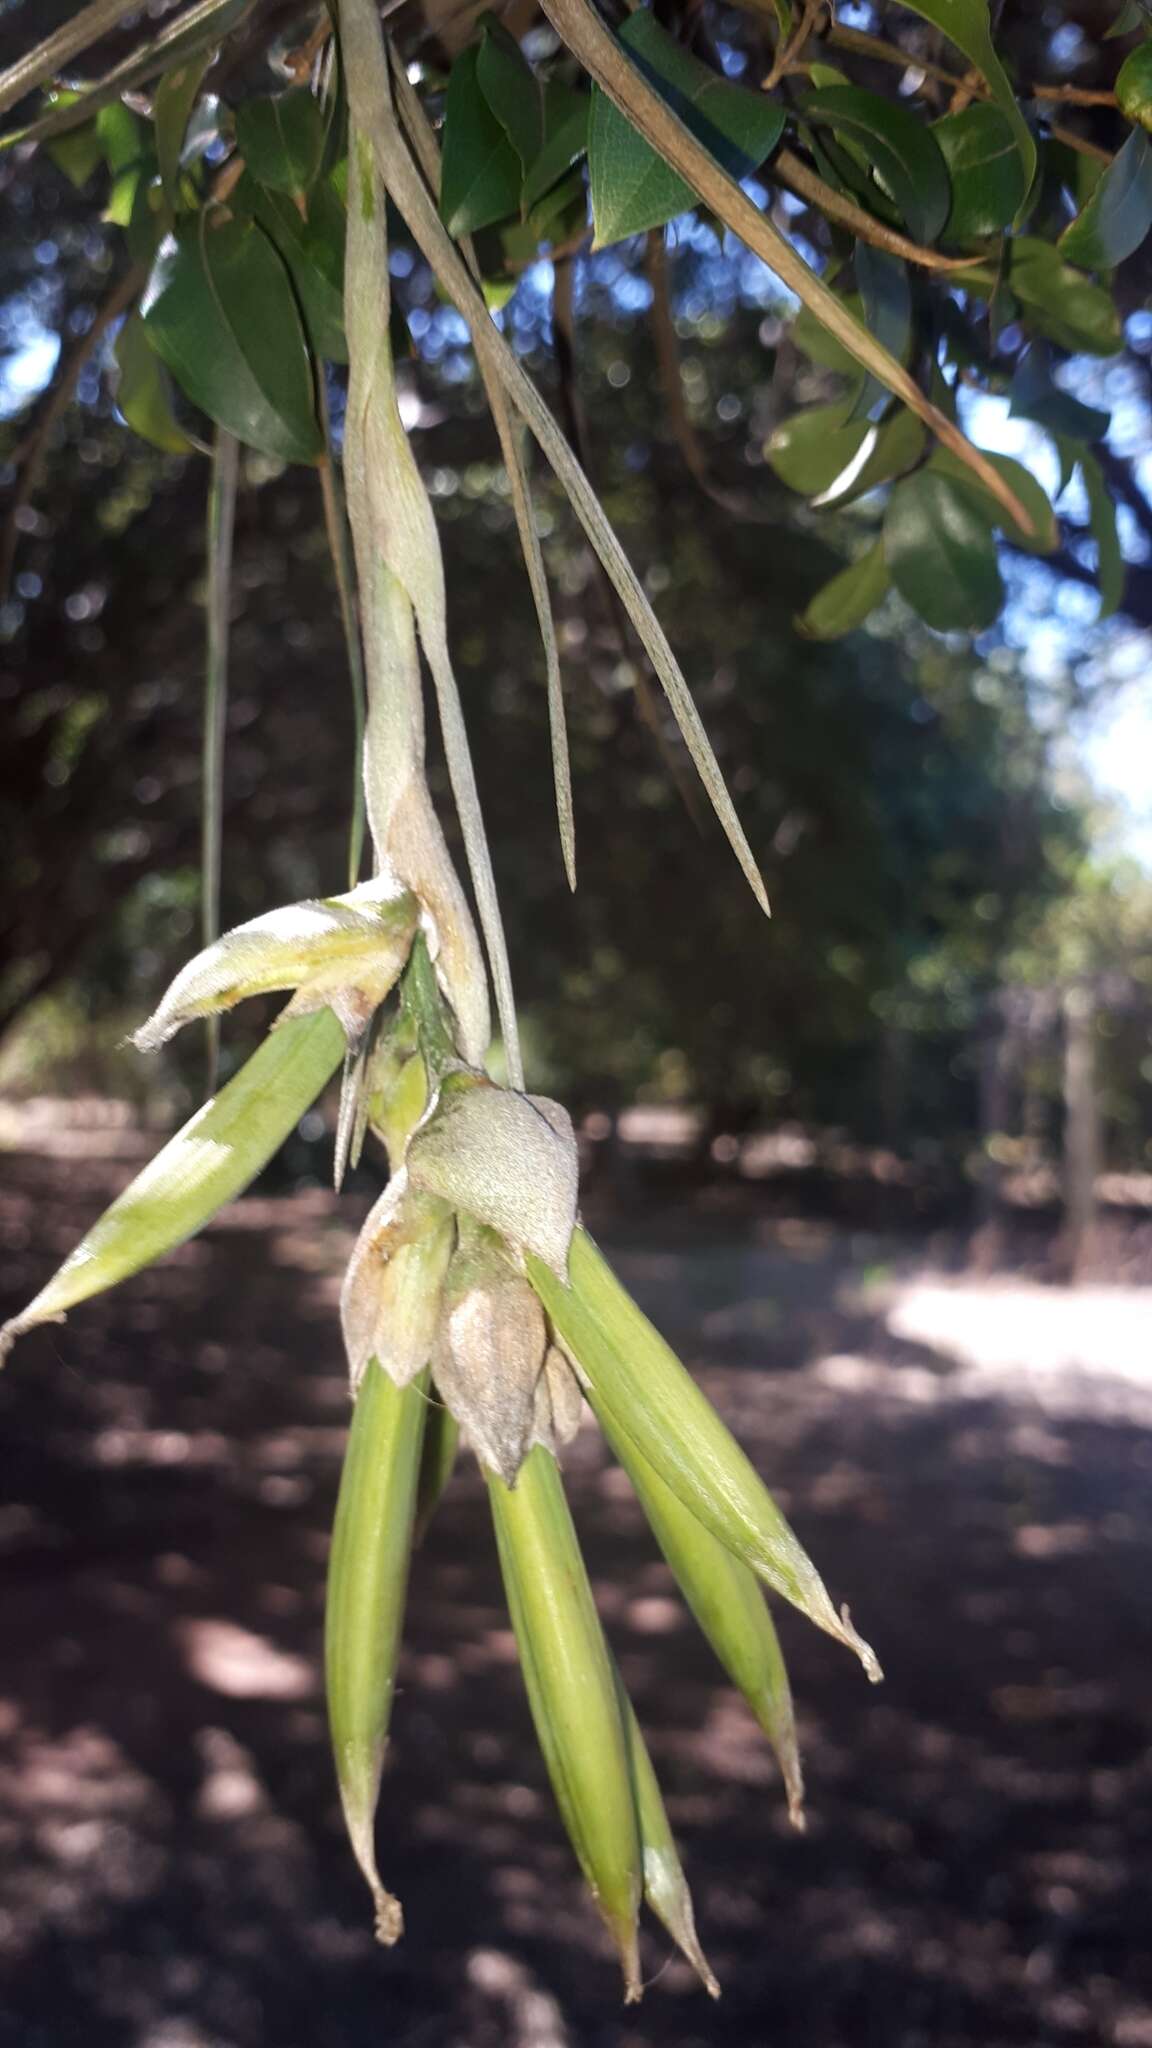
[432,1230,549,1485]
[340,1169,455,1391]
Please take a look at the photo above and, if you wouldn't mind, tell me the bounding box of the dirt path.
[1,1136,1150,2048]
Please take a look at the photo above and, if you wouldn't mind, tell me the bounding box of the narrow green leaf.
[114,307,194,452]
[600,1406,805,1827]
[899,0,1037,205]
[589,10,785,245]
[933,103,1027,239]
[1060,126,1152,270]
[884,470,1003,632]
[1080,451,1124,618]
[234,87,325,196]
[142,213,322,463]
[802,84,951,246]
[522,80,589,210]
[0,1009,344,1361]
[530,1231,880,1677]
[476,13,543,171]
[796,542,891,640]
[440,44,522,237]
[154,52,211,206]
[487,1446,643,1997]
[326,1363,427,1943]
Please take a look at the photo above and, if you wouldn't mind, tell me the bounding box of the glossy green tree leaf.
[933,103,1027,239]
[957,237,1123,355]
[142,213,323,462]
[802,84,951,246]
[238,171,349,362]
[900,0,1037,203]
[522,80,589,210]
[765,402,869,495]
[929,448,1059,555]
[153,52,211,207]
[114,308,195,452]
[1080,450,1125,617]
[1009,345,1110,444]
[476,13,542,171]
[796,541,891,640]
[1117,41,1152,132]
[816,405,925,507]
[884,470,1003,631]
[234,87,325,196]
[1060,127,1152,270]
[46,105,103,187]
[850,242,911,421]
[588,10,784,245]
[440,43,523,236]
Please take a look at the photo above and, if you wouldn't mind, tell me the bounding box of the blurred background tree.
[2,0,1150,1259]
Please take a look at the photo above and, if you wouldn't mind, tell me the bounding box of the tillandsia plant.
[2,0,1146,2004]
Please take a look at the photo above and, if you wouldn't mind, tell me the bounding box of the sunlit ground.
[1,1100,1150,2048]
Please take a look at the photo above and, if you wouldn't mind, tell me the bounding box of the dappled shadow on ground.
[1,1137,1151,2048]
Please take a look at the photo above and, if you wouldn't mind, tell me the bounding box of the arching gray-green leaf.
[884,470,1003,632]
[588,9,784,245]
[142,213,323,462]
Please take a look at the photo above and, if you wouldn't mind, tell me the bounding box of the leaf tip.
[839,1603,883,1684]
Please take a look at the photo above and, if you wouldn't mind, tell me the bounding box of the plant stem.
[202,426,239,1095]
[317,375,368,891]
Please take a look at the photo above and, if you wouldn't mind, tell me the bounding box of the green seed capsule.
[486,1445,643,1999]
[600,1410,804,1828]
[326,1360,428,1943]
[612,1664,719,1997]
[1,1008,345,1363]
[413,1400,459,1546]
[528,1230,881,1683]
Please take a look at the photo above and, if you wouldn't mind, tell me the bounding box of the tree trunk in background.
[971,991,1013,1272]
[1062,982,1100,1282]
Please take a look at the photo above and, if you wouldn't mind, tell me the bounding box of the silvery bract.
[532,1345,585,1455]
[406,1075,578,1278]
[133,878,419,1052]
